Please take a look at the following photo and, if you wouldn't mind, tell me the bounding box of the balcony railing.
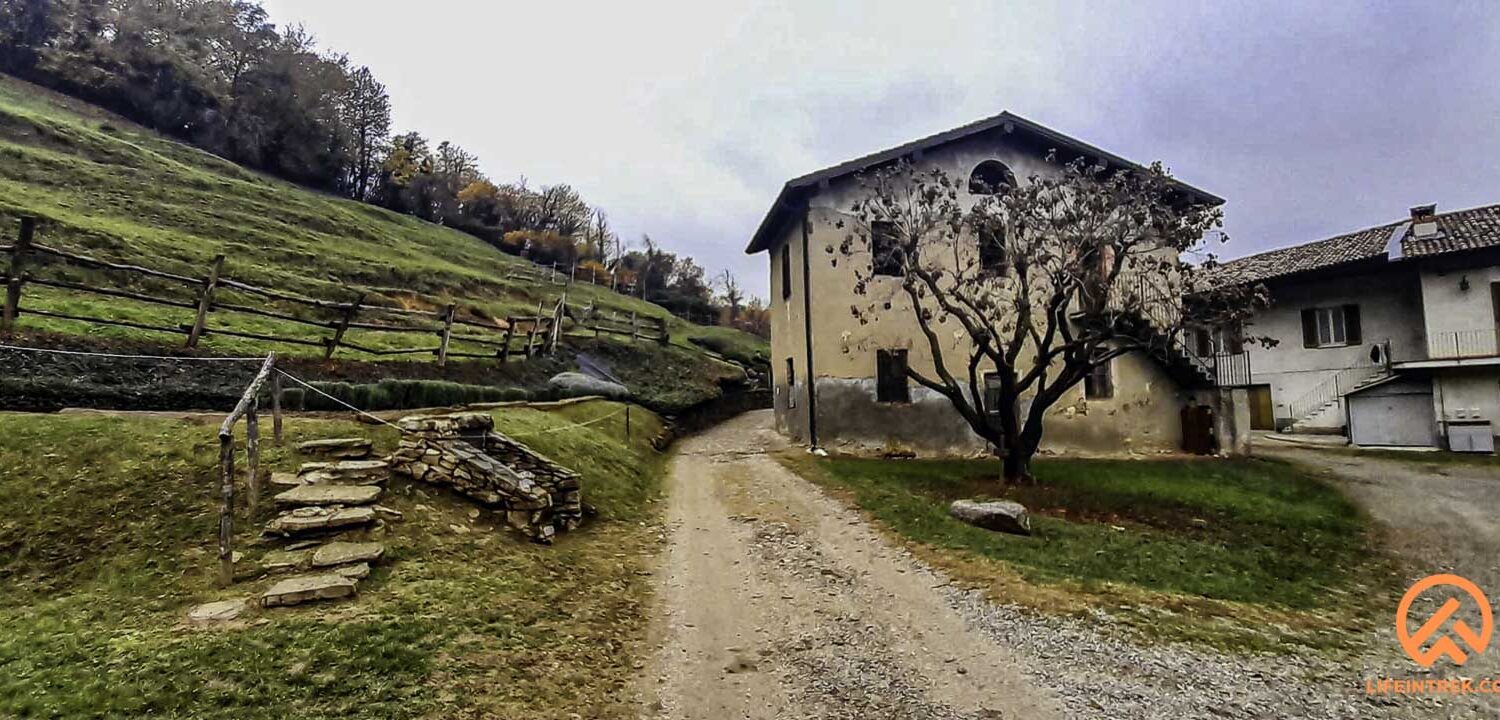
[1427,329,1500,360]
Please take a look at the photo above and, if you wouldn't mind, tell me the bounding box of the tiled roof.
[1210,202,1500,285]
[1206,223,1397,285]
[1403,203,1500,258]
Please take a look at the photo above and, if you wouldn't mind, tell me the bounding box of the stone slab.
[333,562,371,580]
[269,472,303,487]
[260,549,310,572]
[274,484,382,507]
[264,506,377,536]
[310,541,385,567]
[188,598,250,622]
[296,438,373,459]
[260,574,357,607]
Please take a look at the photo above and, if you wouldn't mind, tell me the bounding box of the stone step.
[187,598,251,622]
[297,459,390,485]
[333,562,371,580]
[296,438,373,459]
[274,484,382,508]
[264,505,377,537]
[260,573,357,607]
[310,541,386,568]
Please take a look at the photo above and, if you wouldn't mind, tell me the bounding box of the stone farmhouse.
[1211,202,1500,451]
[744,113,1252,457]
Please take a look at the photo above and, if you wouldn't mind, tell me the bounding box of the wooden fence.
[572,301,669,344]
[0,217,561,363]
[217,352,279,586]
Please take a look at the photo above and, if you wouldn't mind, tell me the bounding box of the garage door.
[1348,391,1436,447]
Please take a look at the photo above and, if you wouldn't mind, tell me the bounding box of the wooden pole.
[271,371,283,445]
[526,301,542,358]
[2,217,35,332]
[630,311,639,341]
[437,302,456,367]
[324,292,365,360]
[246,398,260,518]
[186,254,225,348]
[625,404,632,442]
[217,432,235,587]
[500,323,514,362]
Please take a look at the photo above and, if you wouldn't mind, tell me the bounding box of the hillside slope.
[0,75,763,363]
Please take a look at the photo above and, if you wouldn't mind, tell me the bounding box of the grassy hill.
[0,74,765,380]
[0,401,667,718]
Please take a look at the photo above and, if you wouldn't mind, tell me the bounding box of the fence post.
[526,301,542,358]
[2,217,36,332]
[185,254,225,348]
[246,398,260,518]
[500,322,514,362]
[324,292,365,360]
[271,371,283,445]
[630,311,638,341]
[569,262,576,285]
[656,316,669,345]
[437,303,457,367]
[217,431,235,587]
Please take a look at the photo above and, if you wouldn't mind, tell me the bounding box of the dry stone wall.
[391,412,583,543]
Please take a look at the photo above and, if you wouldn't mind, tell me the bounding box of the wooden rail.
[217,353,279,587]
[0,217,559,363]
[572,301,670,344]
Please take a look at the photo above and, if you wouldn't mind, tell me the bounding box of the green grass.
[1332,446,1500,470]
[0,400,667,718]
[780,453,1400,653]
[0,74,766,363]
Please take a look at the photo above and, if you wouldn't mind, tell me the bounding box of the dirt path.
[641,413,1488,720]
[642,410,1063,719]
[1256,444,1500,591]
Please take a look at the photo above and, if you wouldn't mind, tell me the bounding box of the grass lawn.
[0,74,766,363]
[0,400,666,719]
[1334,446,1500,471]
[778,452,1401,654]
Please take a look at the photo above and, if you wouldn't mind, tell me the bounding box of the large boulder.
[547,372,629,400]
[948,499,1032,536]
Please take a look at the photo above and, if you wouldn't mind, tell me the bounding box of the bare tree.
[835,157,1265,483]
[716,269,744,322]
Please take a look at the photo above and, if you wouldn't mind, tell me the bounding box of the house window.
[1192,324,1245,356]
[1084,354,1114,399]
[1300,305,1362,348]
[785,358,796,409]
[968,160,1016,196]
[870,220,902,277]
[876,349,910,403]
[978,226,1008,276]
[780,245,792,301]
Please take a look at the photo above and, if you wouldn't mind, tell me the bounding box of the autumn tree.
[836,157,1264,483]
[716,269,744,322]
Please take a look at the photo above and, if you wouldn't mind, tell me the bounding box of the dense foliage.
[0,0,766,335]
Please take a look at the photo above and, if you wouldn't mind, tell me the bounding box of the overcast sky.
[261,0,1500,299]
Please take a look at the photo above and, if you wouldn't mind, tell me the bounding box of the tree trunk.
[1001,444,1035,484]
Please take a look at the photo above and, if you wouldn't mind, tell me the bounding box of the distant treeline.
[0,0,768,337]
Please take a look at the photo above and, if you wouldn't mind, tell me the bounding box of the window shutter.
[1301,309,1318,348]
[1343,304,1362,345]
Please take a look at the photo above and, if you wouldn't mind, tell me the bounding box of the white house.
[1212,202,1500,451]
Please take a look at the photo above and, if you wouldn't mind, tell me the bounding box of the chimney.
[1410,204,1439,239]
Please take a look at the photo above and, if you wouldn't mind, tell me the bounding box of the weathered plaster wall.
[1243,267,1424,428]
[1419,262,1500,357]
[1434,368,1500,432]
[764,125,1196,455]
[768,218,812,442]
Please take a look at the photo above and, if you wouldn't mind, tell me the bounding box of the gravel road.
[640,411,1482,719]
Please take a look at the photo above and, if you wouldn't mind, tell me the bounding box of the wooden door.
[1248,386,1275,431]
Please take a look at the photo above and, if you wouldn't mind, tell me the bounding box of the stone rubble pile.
[390,412,584,543]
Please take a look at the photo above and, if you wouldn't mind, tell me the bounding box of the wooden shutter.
[1343,304,1362,345]
[1301,309,1318,348]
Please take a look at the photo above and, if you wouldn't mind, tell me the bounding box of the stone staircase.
[255,438,394,609]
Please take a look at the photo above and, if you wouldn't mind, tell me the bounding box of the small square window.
[876,349,910,403]
[780,246,792,301]
[978,227,1008,276]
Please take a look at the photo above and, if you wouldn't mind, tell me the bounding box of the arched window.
[967,160,1016,195]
